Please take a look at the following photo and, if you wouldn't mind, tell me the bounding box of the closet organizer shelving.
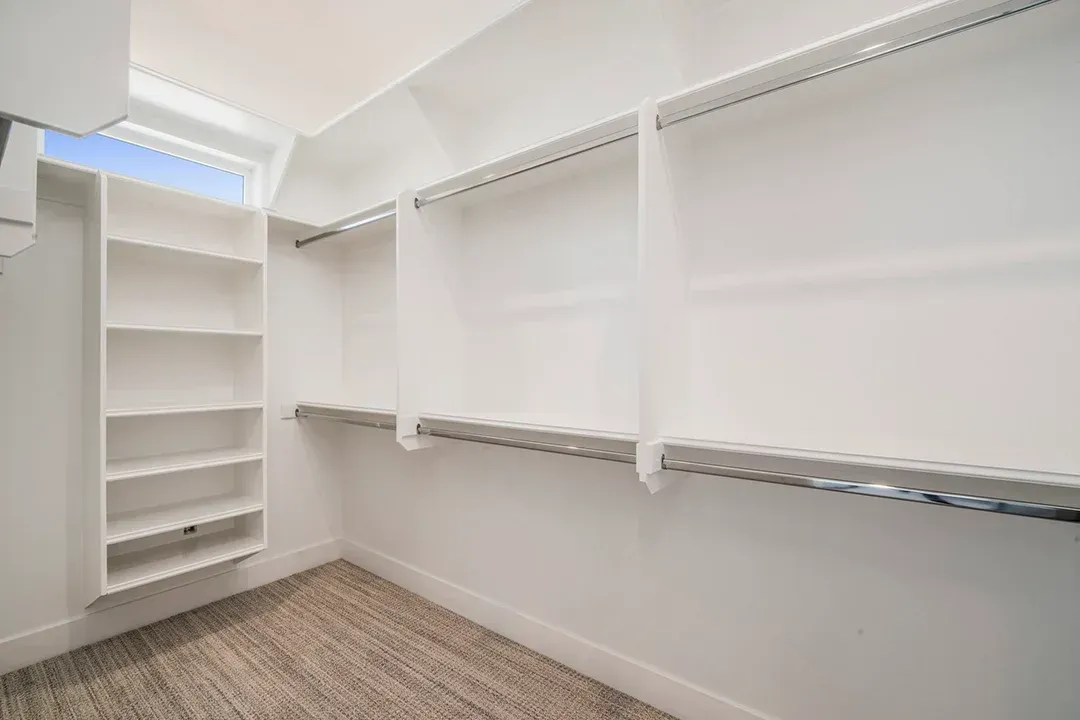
[287,206,397,414]
[53,159,270,603]
[291,0,1080,523]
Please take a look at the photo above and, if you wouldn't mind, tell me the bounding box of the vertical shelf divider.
[637,98,688,493]
[255,210,269,546]
[83,171,107,604]
[395,188,439,450]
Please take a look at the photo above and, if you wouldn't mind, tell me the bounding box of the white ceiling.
[129,0,526,136]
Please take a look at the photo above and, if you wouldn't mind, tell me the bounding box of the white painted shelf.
[106,532,265,595]
[82,171,268,603]
[106,497,263,545]
[106,401,264,419]
[107,235,263,266]
[105,323,263,338]
[107,174,264,261]
[106,448,264,482]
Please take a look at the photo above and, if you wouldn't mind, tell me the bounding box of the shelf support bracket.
[0,118,11,169]
[637,440,680,493]
[397,414,434,451]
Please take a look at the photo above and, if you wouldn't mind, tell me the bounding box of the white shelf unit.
[640,0,1080,480]
[397,127,640,444]
[84,172,268,603]
[106,195,264,335]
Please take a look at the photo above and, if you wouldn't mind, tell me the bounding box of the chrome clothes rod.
[298,410,396,430]
[413,129,637,209]
[294,404,397,431]
[418,425,1080,523]
[415,424,638,465]
[658,0,1059,129]
[295,208,396,248]
[661,457,1080,523]
[297,407,1080,523]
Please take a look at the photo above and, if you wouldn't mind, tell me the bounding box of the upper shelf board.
[105,323,264,338]
[108,173,257,220]
[106,401,265,419]
[108,235,264,267]
[295,401,397,429]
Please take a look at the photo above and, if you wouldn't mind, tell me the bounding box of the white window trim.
[99,122,262,206]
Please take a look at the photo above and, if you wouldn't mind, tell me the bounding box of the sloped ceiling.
[130,0,527,136]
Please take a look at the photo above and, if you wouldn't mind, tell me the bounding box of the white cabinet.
[1,0,130,261]
[0,123,36,260]
[0,0,129,135]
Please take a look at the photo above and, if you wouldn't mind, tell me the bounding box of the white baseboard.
[4,536,774,720]
[0,538,341,676]
[340,539,772,720]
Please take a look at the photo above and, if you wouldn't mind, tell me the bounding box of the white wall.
[332,4,1080,719]
[341,430,1080,720]
[0,195,344,674]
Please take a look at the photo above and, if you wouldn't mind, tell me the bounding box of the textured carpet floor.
[1,560,676,719]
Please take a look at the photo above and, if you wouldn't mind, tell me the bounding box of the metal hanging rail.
[413,127,637,209]
[415,424,638,465]
[295,209,396,248]
[295,406,1080,523]
[657,0,1058,129]
[661,454,1080,523]
[294,403,397,430]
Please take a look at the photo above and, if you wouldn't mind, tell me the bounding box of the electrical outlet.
[183,525,198,536]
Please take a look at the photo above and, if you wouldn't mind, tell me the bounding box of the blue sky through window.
[44,131,245,204]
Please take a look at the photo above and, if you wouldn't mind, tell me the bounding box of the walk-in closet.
[2,1,1079,719]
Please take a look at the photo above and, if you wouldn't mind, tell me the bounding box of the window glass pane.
[44,131,245,204]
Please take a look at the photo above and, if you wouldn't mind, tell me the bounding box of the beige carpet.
[1,560,676,719]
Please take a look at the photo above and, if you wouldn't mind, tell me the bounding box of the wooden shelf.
[106,401,264,419]
[105,322,263,338]
[106,496,263,544]
[106,532,265,595]
[106,447,263,482]
[108,235,263,266]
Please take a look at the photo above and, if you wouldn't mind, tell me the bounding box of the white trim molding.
[0,539,340,676]
[340,539,774,720]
